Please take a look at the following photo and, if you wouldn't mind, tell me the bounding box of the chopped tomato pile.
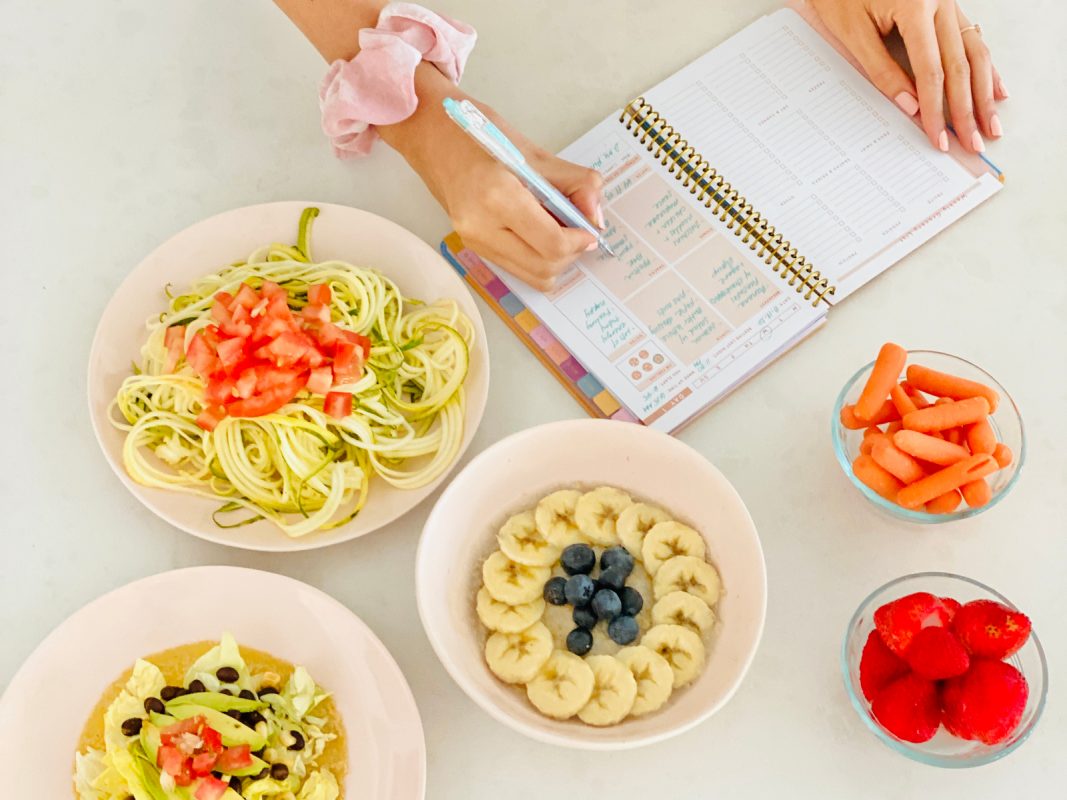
[169,280,371,430]
[157,715,252,798]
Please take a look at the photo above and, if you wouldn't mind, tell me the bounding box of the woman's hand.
[810,0,1006,154]
[381,65,604,291]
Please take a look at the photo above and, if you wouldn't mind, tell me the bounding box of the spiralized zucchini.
[111,208,473,537]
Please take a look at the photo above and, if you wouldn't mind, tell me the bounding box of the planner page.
[642,8,1002,301]
[485,117,827,433]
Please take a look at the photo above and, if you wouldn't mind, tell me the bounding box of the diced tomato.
[232,282,259,310]
[307,283,331,305]
[301,303,330,324]
[266,292,294,321]
[324,391,353,419]
[186,331,221,379]
[195,405,227,431]
[252,312,291,345]
[211,300,234,327]
[160,716,204,744]
[312,321,343,349]
[191,751,218,776]
[214,291,234,309]
[157,744,186,776]
[230,303,251,327]
[260,280,285,298]
[215,337,246,372]
[307,366,333,395]
[257,330,311,368]
[199,726,223,753]
[205,376,236,405]
[194,776,230,800]
[332,340,364,383]
[163,325,186,373]
[215,744,252,772]
[233,368,258,399]
[341,330,373,359]
[227,371,308,417]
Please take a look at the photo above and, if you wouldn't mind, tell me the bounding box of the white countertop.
[3,0,1064,796]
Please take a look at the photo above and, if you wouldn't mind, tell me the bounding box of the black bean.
[241,711,265,729]
[258,686,279,696]
[270,763,289,781]
[287,730,305,751]
[120,718,143,737]
[187,679,206,693]
[225,709,242,720]
[143,697,165,715]
[216,666,240,683]
[239,689,256,701]
[251,768,268,780]
[219,689,233,696]
[160,686,186,702]
[252,748,265,759]
[229,777,242,790]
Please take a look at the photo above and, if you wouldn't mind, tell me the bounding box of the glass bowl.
[831,350,1025,523]
[842,572,1047,767]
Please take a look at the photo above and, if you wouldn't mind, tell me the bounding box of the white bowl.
[415,419,766,749]
[0,566,426,799]
[87,201,490,552]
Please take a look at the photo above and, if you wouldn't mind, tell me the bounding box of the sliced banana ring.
[535,489,586,548]
[482,550,551,606]
[485,621,553,684]
[574,486,633,546]
[476,586,546,634]
[577,655,638,726]
[617,502,673,557]
[526,650,595,720]
[641,624,706,688]
[652,555,722,608]
[615,645,675,716]
[498,510,561,567]
[651,590,716,636]
[641,521,706,576]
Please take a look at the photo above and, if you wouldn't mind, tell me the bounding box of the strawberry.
[940,597,962,619]
[874,592,955,657]
[859,629,909,701]
[941,659,1029,744]
[951,599,1032,659]
[871,673,941,743]
[905,626,970,680]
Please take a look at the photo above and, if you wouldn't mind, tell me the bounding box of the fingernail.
[990,114,1003,137]
[971,130,985,153]
[938,130,949,152]
[894,91,919,116]
[584,241,598,252]
[595,203,606,230]
[997,79,1010,99]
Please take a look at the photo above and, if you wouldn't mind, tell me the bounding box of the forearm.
[273,0,388,61]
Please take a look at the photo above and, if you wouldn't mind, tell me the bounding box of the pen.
[443,97,616,257]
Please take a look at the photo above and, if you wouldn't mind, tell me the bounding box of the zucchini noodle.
[110,208,473,537]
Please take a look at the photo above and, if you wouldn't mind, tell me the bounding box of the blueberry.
[608,615,639,645]
[597,565,627,593]
[573,605,597,630]
[566,627,594,656]
[561,544,596,576]
[591,588,622,621]
[564,574,596,607]
[543,576,568,605]
[620,586,644,616]
[601,546,634,576]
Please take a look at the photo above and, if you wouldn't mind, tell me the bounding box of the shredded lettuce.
[297,770,340,800]
[183,632,249,692]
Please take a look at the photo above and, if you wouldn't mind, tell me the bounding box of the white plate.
[87,202,489,551]
[0,566,425,799]
[416,419,767,750]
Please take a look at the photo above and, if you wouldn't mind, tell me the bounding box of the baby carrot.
[897,454,999,510]
[966,418,997,455]
[856,343,908,420]
[890,383,919,417]
[885,420,903,434]
[945,427,966,446]
[861,431,889,456]
[853,454,905,501]
[905,364,1000,413]
[993,443,1014,468]
[901,382,933,409]
[961,479,993,508]
[871,437,926,484]
[893,430,971,466]
[926,490,962,514]
[840,401,901,430]
[903,397,991,433]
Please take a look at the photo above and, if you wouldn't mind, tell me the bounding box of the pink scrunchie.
[318,2,477,158]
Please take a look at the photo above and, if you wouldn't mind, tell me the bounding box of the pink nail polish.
[971,130,985,153]
[997,79,1010,99]
[595,204,606,230]
[584,241,598,252]
[990,114,1003,137]
[894,91,919,116]
[938,131,949,152]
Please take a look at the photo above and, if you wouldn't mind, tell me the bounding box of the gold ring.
[960,23,982,36]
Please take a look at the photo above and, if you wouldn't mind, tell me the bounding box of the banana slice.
[476,586,546,634]
[526,650,595,720]
[641,521,706,576]
[616,645,674,716]
[574,487,633,546]
[651,591,716,636]
[482,551,551,605]
[498,510,561,567]
[534,489,587,548]
[484,621,553,684]
[577,655,638,726]
[617,503,673,557]
[641,624,706,688]
[652,555,722,608]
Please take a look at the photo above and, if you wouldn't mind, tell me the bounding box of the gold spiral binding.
[619,97,836,306]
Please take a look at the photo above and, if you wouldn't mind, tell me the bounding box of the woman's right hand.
[380,66,605,291]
